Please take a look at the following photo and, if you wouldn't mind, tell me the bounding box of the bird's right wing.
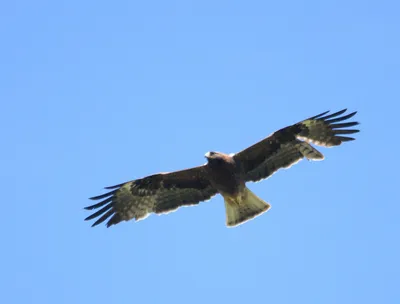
[84,165,218,227]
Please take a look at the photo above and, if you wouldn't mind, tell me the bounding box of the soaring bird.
[84,109,359,228]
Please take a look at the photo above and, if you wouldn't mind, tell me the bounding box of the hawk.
[85,109,360,228]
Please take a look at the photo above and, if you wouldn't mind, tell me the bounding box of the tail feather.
[224,187,271,227]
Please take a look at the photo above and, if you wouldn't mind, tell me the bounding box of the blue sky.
[2,0,400,303]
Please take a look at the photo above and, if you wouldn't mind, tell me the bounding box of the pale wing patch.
[114,183,217,221]
[297,109,360,147]
[114,183,156,221]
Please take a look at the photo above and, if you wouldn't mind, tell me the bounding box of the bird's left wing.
[233,109,360,183]
[84,165,218,227]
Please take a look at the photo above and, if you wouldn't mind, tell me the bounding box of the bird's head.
[205,151,232,167]
[205,151,219,160]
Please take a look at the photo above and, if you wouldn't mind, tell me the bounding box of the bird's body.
[84,109,360,228]
[205,152,242,197]
[203,151,270,226]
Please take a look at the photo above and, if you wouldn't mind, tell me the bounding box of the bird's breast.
[206,166,243,196]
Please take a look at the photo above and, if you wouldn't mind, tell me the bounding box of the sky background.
[2,0,400,303]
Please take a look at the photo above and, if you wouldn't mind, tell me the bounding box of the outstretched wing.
[233,109,360,183]
[84,165,218,227]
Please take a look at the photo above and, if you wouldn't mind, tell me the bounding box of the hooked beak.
[204,151,214,159]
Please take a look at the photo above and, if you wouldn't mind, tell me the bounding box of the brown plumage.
[84,109,360,228]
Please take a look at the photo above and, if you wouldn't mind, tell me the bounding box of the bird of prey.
[84,109,360,228]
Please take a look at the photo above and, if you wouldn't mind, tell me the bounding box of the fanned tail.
[224,187,271,227]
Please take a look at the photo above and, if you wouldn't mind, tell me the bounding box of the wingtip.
[320,108,348,120]
[89,195,102,200]
[309,110,330,120]
[338,136,356,142]
[345,111,357,119]
[104,183,124,190]
[88,189,118,201]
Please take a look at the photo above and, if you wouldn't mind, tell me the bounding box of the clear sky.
[2,1,400,303]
